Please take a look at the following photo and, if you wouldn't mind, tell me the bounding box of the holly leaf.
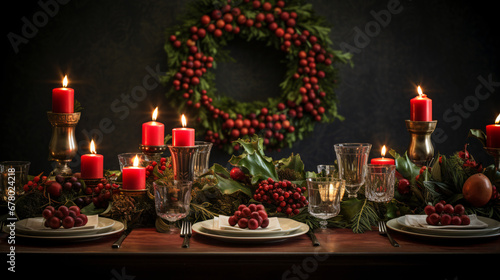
[276,153,305,179]
[468,129,487,147]
[229,152,278,185]
[389,149,421,184]
[210,164,252,197]
[229,136,279,184]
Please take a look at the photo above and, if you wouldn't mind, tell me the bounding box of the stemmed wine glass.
[334,143,372,198]
[307,177,345,229]
[153,180,192,234]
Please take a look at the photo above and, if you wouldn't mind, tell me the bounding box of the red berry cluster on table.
[42,205,88,229]
[163,0,351,153]
[229,204,270,230]
[254,178,308,216]
[424,201,470,226]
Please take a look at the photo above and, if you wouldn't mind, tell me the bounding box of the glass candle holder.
[118,153,146,171]
[316,164,337,177]
[0,161,30,200]
[365,164,396,202]
[307,177,345,229]
[194,141,213,178]
[334,143,372,198]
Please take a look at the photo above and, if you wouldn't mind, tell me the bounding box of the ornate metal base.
[139,144,167,163]
[119,188,147,197]
[405,120,437,166]
[484,147,500,172]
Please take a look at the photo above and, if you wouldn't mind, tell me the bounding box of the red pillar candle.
[172,114,195,146]
[122,155,146,190]
[142,107,165,146]
[486,114,500,148]
[410,86,432,121]
[52,75,74,113]
[371,145,396,165]
[80,140,104,179]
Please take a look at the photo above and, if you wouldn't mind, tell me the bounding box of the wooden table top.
[2,226,499,279]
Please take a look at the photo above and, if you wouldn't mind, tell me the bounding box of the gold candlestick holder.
[47,112,81,176]
[483,147,500,172]
[139,144,167,163]
[405,120,437,166]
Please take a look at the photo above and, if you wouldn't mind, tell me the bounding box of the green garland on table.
[161,0,352,154]
[11,132,499,234]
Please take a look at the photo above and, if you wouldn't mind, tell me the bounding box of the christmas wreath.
[161,0,352,153]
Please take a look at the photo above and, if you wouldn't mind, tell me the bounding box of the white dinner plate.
[201,217,302,236]
[396,216,500,236]
[15,216,115,236]
[387,217,500,240]
[193,218,309,243]
[8,219,124,242]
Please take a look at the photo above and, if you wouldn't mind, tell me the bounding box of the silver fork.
[181,220,192,248]
[378,220,399,247]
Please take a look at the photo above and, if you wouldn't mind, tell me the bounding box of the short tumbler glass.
[307,177,345,229]
[0,161,30,200]
[365,164,396,202]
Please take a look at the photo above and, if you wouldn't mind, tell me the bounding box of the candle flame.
[152,107,158,121]
[496,114,500,124]
[62,75,68,88]
[417,86,424,97]
[133,155,139,167]
[90,139,96,154]
[181,114,187,127]
[381,145,387,157]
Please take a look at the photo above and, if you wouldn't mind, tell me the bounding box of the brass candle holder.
[47,111,81,176]
[139,144,167,163]
[483,147,500,172]
[405,120,437,166]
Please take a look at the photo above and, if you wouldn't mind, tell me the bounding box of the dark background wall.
[2,0,499,175]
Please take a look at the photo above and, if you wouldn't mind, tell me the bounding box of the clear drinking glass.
[118,153,146,171]
[334,143,372,199]
[316,164,337,177]
[365,164,396,202]
[193,141,213,178]
[307,177,345,229]
[0,161,30,201]
[153,180,192,233]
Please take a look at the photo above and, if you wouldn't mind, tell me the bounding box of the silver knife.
[112,226,133,248]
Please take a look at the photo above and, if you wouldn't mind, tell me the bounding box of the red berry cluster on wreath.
[167,0,338,152]
[253,178,308,216]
